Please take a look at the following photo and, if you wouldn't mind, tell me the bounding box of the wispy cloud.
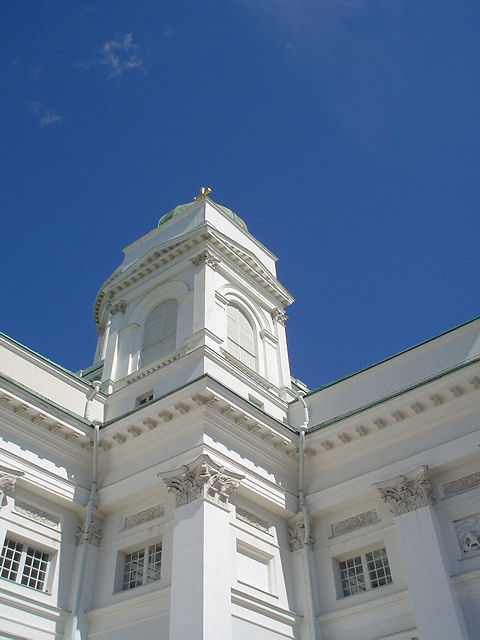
[100,33,143,78]
[29,102,62,127]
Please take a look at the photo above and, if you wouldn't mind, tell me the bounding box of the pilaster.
[160,454,243,640]
[375,466,469,640]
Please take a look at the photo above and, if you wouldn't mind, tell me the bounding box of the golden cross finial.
[194,186,212,201]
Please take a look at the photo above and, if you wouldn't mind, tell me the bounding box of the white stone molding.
[234,414,249,426]
[374,465,435,516]
[14,404,28,415]
[454,513,480,554]
[65,432,79,442]
[127,425,142,437]
[0,468,24,508]
[125,346,187,384]
[123,504,165,530]
[96,324,106,337]
[143,417,157,429]
[49,423,62,433]
[159,454,243,509]
[391,410,404,422]
[0,395,10,406]
[411,402,424,414]
[355,425,368,436]
[221,405,235,417]
[320,440,333,450]
[449,385,463,397]
[107,299,127,315]
[77,514,103,546]
[469,376,480,390]
[338,432,350,444]
[236,507,269,533]
[174,402,190,414]
[192,393,218,407]
[190,249,220,270]
[271,307,288,326]
[159,410,173,422]
[288,513,314,551]
[247,423,262,433]
[31,414,45,424]
[99,440,112,451]
[330,509,379,538]
[430,393,443,406]
[112,433,127,444]
[14,501,60,529]
[443,472,480,498]
[373,418,386,429]
[82,440,93,450]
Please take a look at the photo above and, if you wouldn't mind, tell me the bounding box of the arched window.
[227,304,256,370]
[142,299,177,367]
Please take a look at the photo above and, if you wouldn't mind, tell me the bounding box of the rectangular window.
[0,538,50,592]
[122,542,162,591]
[338,547,392,597]
[136,391,153,407]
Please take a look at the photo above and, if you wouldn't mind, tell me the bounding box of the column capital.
[190,250,220,270]
[159,453,243,509]
[374,465,435,516]
[0,467,24,508]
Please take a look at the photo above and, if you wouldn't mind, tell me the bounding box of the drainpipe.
[296,392,322,640]
[69,381,102,640]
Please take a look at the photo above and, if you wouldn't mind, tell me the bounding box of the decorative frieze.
[14,501,60,529]
[77,514,103,546]
[454,513,480,554]
[288,513,314,551]
[330,509,379,538]
[0,469,24,508]
[236,507,269,533]
[190,250,220,270]
[124,504,165,530]
[443,472,480,498]
[160,454,243,509]
[374,465,435,516]
[271,308,288,326]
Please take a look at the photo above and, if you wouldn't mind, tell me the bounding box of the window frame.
[0,536,52,593]
[119,541,163,593]
[226,303,257,371]
[336,545,392,598]
[141,299,178,368]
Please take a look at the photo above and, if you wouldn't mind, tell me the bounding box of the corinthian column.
[160,454,243,640]
[375,466,468,640]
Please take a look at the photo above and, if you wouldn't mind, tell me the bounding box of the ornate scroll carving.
[374,465,435,516]
[77,514,103,546]
[288,513,314,551]
[190,250,220,270]
[271,308,288,326]
[107,300,127,315]
[330,509,379,538]
[14,502,60,529]
[454,513,480,554]
[0,468,24,508]
[443,472,480,498]
[236,507,269,533]
[124,504,165,530]
[159,454,243,509]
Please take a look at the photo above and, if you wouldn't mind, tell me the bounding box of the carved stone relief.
[236,507,269,533]
[14,501,60,529]
[190,250,220,270]
[443,472,480,498]
[160,454,243,509]
[271,308,288,326]
[330,509,379,538]
[124,504,165,530]
[288,513,314,551]
[0,469,24,508]
[454,513,480,555]
[77,514,103,546]
[374,465,435,516]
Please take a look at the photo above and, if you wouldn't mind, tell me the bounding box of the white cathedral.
[1,191,479,640]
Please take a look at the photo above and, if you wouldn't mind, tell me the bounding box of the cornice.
[303,364,480,460]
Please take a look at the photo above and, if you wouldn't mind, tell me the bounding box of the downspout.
[296,392,321,640]
[69,381,102,640]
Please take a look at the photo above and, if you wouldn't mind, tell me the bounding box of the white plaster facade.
[1,195,479,639]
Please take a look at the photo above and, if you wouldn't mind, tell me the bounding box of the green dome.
[158,200,248,231]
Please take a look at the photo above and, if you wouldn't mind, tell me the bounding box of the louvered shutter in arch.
[227,304,256,370]
[142,299,177,366]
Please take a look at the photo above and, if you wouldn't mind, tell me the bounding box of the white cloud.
[100,33,143,78]
[29,102,63,127]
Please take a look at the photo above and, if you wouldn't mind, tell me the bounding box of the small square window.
[0,538,50,592]
[122,542,162,591]
[136,391,153,408]
[338,546,392,597]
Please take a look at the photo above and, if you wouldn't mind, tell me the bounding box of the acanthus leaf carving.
[374,465,435,516]
[288,512,314,551]
[0,468,24,508]
[76,514,103,546]
[190,250,220,270]
[159,454,243,509]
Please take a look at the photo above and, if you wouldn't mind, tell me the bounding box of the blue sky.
[1,1,479,389]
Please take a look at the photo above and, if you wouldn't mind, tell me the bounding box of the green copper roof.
[158,200,248,231]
